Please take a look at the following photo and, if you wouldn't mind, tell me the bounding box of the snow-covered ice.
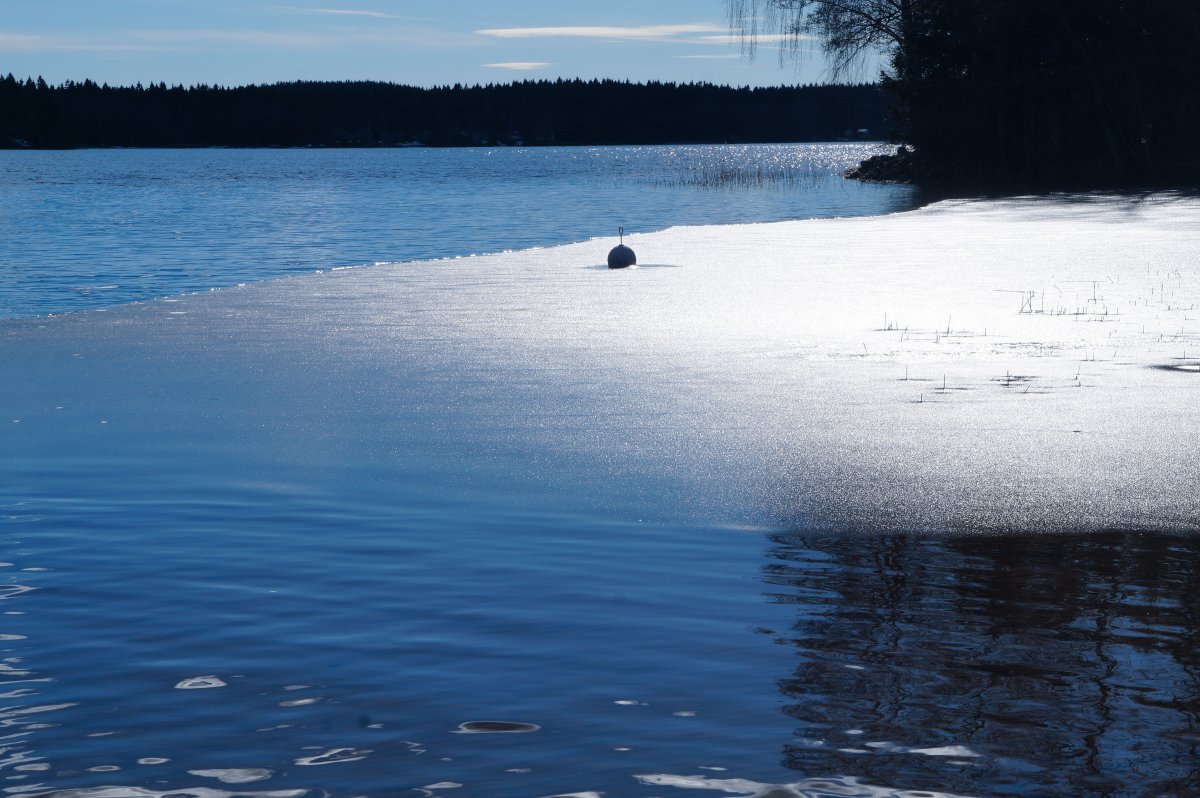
[5,194,1198,533]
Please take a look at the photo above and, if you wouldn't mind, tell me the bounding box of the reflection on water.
[764,532,1200,797]
[6,522,1197,797]
[638,773,978,797]
[455,721,541,734]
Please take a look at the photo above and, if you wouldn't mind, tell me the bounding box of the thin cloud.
[476,23,727,42]
[691,32,820,47]
[314,9,402,19]
[272,6,417,20]
[675,54,742,60]
[484,62,551,71]
[131,29,335,47]
[692,33,816,44]
[117,27,475,49]
[0,32,163,52]
[0,26,474,54]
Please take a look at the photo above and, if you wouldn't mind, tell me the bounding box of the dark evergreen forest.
[0,76,885,149]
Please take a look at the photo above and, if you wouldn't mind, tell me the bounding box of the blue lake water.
[2,147,1198,798]
[0,144,912,318]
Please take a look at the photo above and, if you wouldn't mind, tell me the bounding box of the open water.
[2,146,1197,798]
[0,143,911,318]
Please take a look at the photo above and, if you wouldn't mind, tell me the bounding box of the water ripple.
[636,774,978,798]
[9,788,308,798]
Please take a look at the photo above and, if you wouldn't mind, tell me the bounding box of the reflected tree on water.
[761,532,1200,795]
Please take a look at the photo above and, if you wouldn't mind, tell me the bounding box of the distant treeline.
[0,76,885,149]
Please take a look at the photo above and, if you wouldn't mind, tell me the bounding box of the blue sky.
[0,1,853,88]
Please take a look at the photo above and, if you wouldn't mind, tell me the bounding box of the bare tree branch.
[726,0,904,79]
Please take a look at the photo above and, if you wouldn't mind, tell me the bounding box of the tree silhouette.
[728,0,1200,189]
[728,0,909,77]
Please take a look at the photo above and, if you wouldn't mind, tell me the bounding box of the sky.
[0,0,857,89]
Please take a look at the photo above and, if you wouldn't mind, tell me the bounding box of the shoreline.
[0,142,912,320]
[6,192,1199,534]
[849,146,1200,194]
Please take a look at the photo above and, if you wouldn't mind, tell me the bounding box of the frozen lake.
[2,150,1198,797]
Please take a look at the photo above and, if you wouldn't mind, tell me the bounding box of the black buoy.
[608,227,636,269]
